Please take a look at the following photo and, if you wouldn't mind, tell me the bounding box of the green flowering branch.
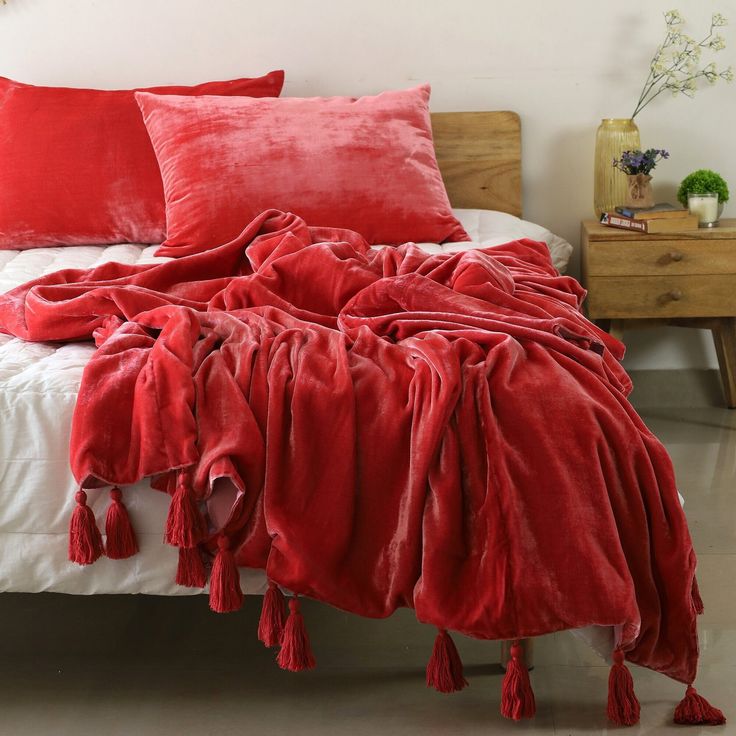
[632,10,733,119]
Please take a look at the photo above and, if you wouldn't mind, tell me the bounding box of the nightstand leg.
[711,318,736,409]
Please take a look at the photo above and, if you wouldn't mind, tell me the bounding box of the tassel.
[692,576,705,615]
[426,628,468,693]
[208,535,243,613]
[501,641,536,720]
[176,546,207,588]
[258,581,287,648]
[674,686,726,726]
[607,648,640,726]
[68,490,103,565]
[276,596,316,672]
[164,472,207,549]
[104,487,138,559]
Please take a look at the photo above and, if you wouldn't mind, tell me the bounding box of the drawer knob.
[667,288,683,301]
[668,251,684,262]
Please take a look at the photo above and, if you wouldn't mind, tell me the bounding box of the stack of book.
[600,203,698,233]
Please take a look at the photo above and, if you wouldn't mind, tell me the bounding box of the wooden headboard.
[430,111,522,218]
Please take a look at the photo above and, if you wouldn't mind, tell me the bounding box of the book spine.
[599,213,648,233]
[614,205,689,220]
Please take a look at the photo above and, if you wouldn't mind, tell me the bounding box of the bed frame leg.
[500,638,534,670]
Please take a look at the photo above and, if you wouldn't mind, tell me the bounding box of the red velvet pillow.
[0,71,284,249]
[135,85,469,252]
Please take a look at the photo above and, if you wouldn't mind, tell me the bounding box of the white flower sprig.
[632,10,733,119]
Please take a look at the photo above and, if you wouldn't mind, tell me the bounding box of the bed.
[0,111,572,596]
[0,100,720,728]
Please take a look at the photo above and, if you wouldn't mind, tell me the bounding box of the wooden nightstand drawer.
[580,219,736,407]
[586,240,736,276]
[586,274,736,318]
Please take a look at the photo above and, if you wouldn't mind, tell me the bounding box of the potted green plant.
[593,10,733,216]
[677,169,730,226]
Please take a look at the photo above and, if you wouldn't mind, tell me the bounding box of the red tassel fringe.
[501,641,536,720]
[258,581,287,648]
[674,686,726,726]
[104,487,138,559]
[208,536,243,613]
[68,490,103,565]
[276,597,316,672]
[607,648,640,726]
[164,472,207,549]
[426,628,468,693]
[692,576,705,615]
[176,546,207,588]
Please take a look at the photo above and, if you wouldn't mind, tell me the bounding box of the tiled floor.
[0,405,734,735]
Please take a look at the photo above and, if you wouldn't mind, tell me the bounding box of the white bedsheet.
[0,209,573,596]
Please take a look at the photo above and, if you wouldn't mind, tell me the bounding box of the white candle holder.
[688,192,720,228]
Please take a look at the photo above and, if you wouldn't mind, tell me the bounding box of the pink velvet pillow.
[0,72,284,249]
[135,85,469,252]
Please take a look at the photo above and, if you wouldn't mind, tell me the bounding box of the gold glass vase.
[593,118,641,217]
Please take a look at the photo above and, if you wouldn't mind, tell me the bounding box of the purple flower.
[612,148,670,175]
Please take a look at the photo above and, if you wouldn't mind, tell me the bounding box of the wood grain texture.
[595,316,736,407]
[430,112,521,216]
[583,218,736,240]
[712,318,736,407]
[581,219,736,408]
[585,275,736,319]
[581,220,736,317]
[585,240,736,276]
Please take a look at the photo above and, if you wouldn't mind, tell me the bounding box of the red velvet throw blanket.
[0,210,720,725]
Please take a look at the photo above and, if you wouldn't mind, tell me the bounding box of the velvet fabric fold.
[0,210,698,685]
[135,85,469,251]
[0,72,284,249]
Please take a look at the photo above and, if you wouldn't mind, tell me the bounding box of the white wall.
[1,0,733,369]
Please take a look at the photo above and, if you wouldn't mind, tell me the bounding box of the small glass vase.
[593,118,641,217]
[625,174,654,208]
[688,192,720,228]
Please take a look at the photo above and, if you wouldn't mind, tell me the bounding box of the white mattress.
[0,209,573,596]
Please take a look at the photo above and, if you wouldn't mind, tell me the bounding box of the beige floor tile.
[0,404,733,734]
[691,554,736,627]
[544,663,734,735]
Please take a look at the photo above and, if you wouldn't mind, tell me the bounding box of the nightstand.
[581,219,736,408]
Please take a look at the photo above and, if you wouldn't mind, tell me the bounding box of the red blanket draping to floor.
[0,210,699,686]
